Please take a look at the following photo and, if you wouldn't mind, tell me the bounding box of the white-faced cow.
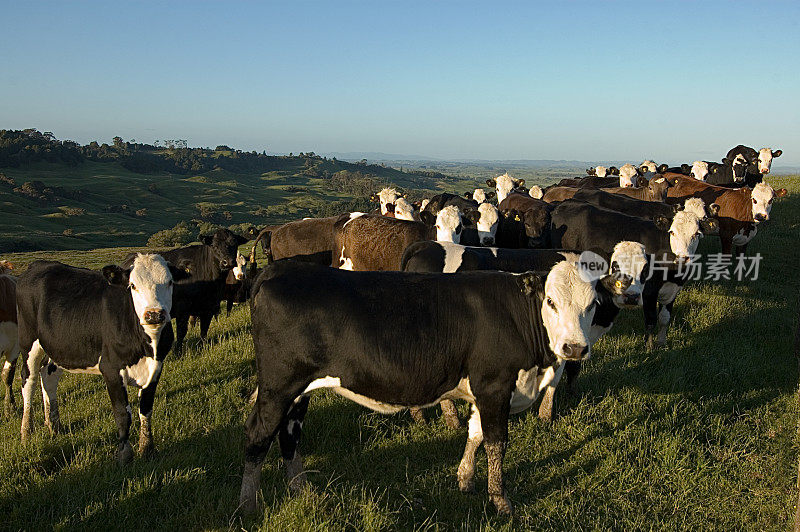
[618,163,641,188]
[16,255,187,462]
[464,188,495,204]
[393,197,417,221]
[486,173,525,204]
[726,145,783,186]
[240,260,598,515]
[371,187,401,215]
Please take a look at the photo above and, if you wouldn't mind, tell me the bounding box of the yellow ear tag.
[514,215,520,221]
[615,280,622,288]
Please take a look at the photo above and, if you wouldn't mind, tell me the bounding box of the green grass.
[0,176,798,530]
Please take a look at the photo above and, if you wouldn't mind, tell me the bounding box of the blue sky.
[2,1,798,164]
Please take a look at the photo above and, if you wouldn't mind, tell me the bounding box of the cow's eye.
[129,283,136,291]
[168,280,173,286]
[546,297,556,311]
[669,230,675,236]
[752,198,757,204]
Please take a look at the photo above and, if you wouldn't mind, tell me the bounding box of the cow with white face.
[668,210,706,261]
[608,241,649,307]
[756,148,782,174]
[486,173,525,204]
[16,254,186,462]
[594,166,608,178]
[751,182,778,222]
[474,203,500,246]
[393,197,417,221]
[618,164,640,188]
[373,187,400,215]
[540,261,597,361]
[528,185,544,199]
[232,252,247,281]
[639,160,658,181]
[435,205,464,243]
[689,161,709,181]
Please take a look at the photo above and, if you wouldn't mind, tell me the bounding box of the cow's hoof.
[410,408,426,425]
[45,419,62,435]
[490,494,513,516]
[441,401,461,429]
[538,403,554,422]
[457,474,475,493]
[117,442,134,465]
[20,429,31,443]
[645,337,655,352]
[139,440,156,459]
[287,471,308,494]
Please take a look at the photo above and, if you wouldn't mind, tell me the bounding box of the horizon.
[2,1,798,165]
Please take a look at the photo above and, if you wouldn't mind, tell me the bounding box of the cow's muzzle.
[143,309,167,325]
[622,294,641,306]
[481,237,495,246]
[754,213,767,222]
[560,343,589,360]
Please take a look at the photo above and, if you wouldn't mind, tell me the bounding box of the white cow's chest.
[732,226,757,246]
[120,357,163,388]
[658,282,682,305]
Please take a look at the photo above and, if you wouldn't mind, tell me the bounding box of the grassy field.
[0,176,798,530]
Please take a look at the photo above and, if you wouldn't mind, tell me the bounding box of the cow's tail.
[250,227,276,265]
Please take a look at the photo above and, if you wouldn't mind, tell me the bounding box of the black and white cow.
[464,188,496,204]
[16,255,187,462]
[460,203,501,246]
[726,145,782,186]
[1,262,18,416]
[423,192,479,215]
[240,260,598,515]
[705,154,750,186]
[150,228,249,354]
[486,173,525,204]
[371,187,401,215]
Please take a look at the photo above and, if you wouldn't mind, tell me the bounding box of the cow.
[392,197,417,221]
[638,160,668,180]
[239,260,599,515]
[704,154,750,186]
[562,188,680,220]
[528,185,544,199]
[1,261,18,416]
[726,145,782,186]
[486,173,525,204]
[16,255,187,462]
[423,192,479,215]
[136,228,249,355]
[334,208,460,272]
[254,216,341,266]
[498,193,555,248]
[371,187,400,215]
[460,202,501,246]
[222,252,249,316]
[601,177,671,202]
[666,178,783,255]
[618,164,642,188]
[662,163,693,176]
[586,165,620,178]
[464,188,495,204]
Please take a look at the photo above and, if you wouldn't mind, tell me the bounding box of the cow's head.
[681,198,720,234]
[666,211,705,261]
[469,188,487,204]
[751,182,777,222]
[419,198,430,211]
[201,228,249,271]
[618,164,640,188]
[648,177,671,201]
[435,205,463,243]
[0,260,12,275]
[374,187,400,215]
[690,161,709,181]
[757,148,782,174]
[720,154,749,182]
[604,241,648,307]
[521,206,551,248]
[486,173,524,203]
[393,197,416,221]
[102,254,189,332]
[639,160,658,180]
[594,166,607,178]
[528,185,544,199]
[529,261,597,361]
[232,252,247,281]
[473,203,500,245]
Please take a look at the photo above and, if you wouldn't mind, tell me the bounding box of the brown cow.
[497,192,555,248]
[666,178,784,255]
[0,260,18,416]
[253,215,344,266]
[599,176,671,203]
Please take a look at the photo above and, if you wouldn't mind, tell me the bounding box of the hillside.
[0,130,492,252]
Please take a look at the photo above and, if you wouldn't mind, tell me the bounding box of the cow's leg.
[174,315,189,356]
[226,299,234,316]
[100,365,133,464]
[476,394,513,515]
[440,399,461,429]
[656,301,675,346]
[643,292,659,351]
[539,361,567,421]
[565,360,581,394]
[137,374,162,457]
[20,340,46,442]
[278,395,310,493]
[40,362,64,435]
[240,383,308,514]
[457,405,483,493]
[735,243,748,259]
[199,313,213,341]
[2,355,17,416]
[409,407,426,424]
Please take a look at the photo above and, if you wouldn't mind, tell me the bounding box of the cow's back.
[272,216,340,263]
[0,274,16,324]
[335,215,428,271]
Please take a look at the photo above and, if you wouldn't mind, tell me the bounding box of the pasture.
[1,175,798,531]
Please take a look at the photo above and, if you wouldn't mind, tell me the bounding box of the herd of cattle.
[0,144,788,516]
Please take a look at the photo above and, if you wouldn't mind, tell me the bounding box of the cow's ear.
[515,179,526,188]
[167,264,191,282]
[707,203,721,216]
[654,215,671,231]
[586,168,594,175]
[463,191,471,198]
[657,163,668,174]
[200,234,213,245]
[776,188,788,198]
[773,149,782,158]
[599,274,620,295]
[519,272,544,297]
[370,193,377,202]
[102,265,130,286]
[486,179,496,187]
[419,210,436,226]
[681,164,691,174]
[465,209,481,226]
[486,190,496,199]
[608,166,619,175]
[673,203,683,213]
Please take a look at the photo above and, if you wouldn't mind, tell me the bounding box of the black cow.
[726,145,782,187]
[423,192,479,215]
[16,255,186,462]
[140,228,249,354]
[705,155,749,186]
[240,260,598,515]
[570,188,679,220]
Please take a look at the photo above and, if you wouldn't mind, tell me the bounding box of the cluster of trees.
[0,129,83,167]
[147,220,254,248]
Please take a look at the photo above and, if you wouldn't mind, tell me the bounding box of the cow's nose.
[623,294,640,306]
[144,309,166,325]
[761,168,770,174]
[562,343,589,360]
[481,237,494,246]
[754,213,766,222]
